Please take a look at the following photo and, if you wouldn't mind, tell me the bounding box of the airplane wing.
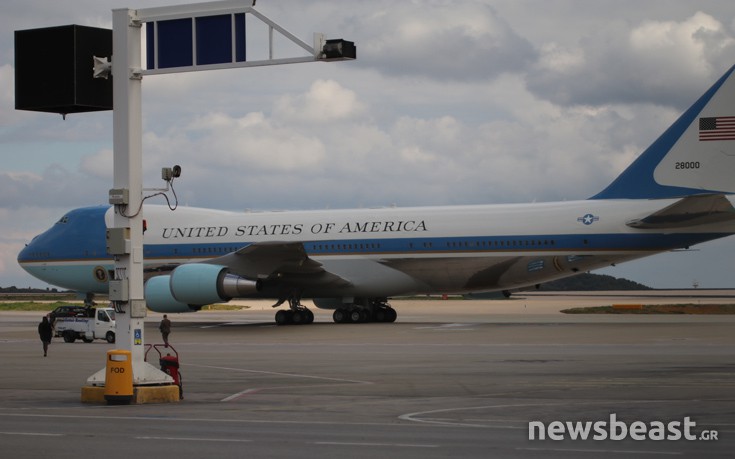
[205,241,353,291]
[626,194,735,229]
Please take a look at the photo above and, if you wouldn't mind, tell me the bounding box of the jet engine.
[144,264,260,313]
[145,275,195,313]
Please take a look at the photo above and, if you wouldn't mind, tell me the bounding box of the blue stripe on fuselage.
[30,232,727,264]
[17,205,724,264]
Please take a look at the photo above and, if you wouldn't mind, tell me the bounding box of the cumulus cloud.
[80,149,113,180]
[177,111,327,172]
[353,1,536,81]
[0,172,43,208]
[527,12,735,107]
[0,165,107,209]
[274,79,365,122]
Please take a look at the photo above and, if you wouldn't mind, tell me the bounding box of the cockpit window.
[56,216,69,224]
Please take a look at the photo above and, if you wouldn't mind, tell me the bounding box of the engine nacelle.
[144,264,261,313]
[145,275,200,313]
[169,264,260,305]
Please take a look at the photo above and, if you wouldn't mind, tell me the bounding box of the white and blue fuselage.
[16,63,735,322]
[18,197,735,296]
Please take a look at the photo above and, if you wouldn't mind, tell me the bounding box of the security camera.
[161,165,182,181]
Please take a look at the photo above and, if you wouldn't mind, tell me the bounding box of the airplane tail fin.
[591,64,735,200]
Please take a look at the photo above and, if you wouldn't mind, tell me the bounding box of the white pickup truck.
[53,307,116,343]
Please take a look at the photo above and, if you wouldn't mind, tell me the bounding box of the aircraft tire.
[349,308,362,323]
[291,310,304,324]
[333,308,347,324]
[275,310,291,325]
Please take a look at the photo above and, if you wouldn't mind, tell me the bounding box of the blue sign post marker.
[134,328,142,346]
[146,13,246,70]
[135,2,354,77]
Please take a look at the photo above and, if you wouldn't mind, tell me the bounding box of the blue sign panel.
[234,13,246,63]
[146,13,246,70]
[151,19,193,69]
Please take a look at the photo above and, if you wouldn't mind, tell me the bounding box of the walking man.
[159,314,171,346]
[38,316,53,357]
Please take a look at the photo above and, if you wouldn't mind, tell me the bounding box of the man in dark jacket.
[38,316,53,357]
[159,314,171,346]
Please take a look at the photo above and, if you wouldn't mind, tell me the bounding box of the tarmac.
[1,291,734,458]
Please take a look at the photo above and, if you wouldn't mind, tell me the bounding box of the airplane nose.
[17,233,51,282]
[17,235,40,265]
[16,206,111,292]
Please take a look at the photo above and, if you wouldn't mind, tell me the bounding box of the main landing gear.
[332,299,397,324]
[273,297,398,325]
[274,297,314,326]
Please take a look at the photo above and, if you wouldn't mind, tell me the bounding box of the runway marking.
[0,431,64,437]
[0,411,437,429]
[221,388,261,402]
[400,399,715,429]
[198,322,264,329]
[189,363,373,385]
[517,447,682,456]
[399,403,546,428]
[186,363,373,402]
[137,436,251,443]
[414,323,476,330]
[314,441,438,448]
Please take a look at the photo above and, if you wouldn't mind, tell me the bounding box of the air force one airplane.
[18,65,735,324]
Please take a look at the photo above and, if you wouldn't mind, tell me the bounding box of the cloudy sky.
[2,0,735,289]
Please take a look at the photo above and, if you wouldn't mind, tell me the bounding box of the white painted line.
[186,363,374,402]
[400,403,559,428]
[414,323,476,330]
[199,322,259,329]
[221,388,261,402]
[190,363,373,385]
[314,441,438,448]
[0,431,64,437]
[0,412,396,428]
[517,447,682,456]
[137,436,251,442]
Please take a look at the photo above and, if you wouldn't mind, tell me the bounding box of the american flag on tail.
[699,116,735,141]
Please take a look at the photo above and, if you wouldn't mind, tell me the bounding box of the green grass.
[562,304,735,314]
[0,301,85,312]
[0,301,249,312]
[199,304,251,311]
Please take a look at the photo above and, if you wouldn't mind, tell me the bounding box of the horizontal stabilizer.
[626,194,735,229]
